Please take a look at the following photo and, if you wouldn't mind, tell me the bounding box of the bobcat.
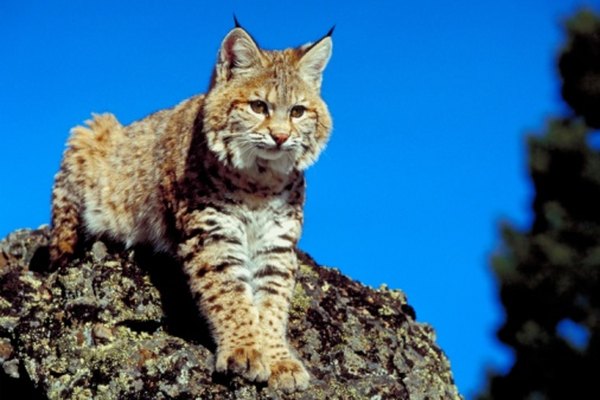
[48,22,333,393]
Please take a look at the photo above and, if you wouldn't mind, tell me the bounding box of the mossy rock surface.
[0,227,461,399]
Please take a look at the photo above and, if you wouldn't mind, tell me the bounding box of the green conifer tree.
[480,9,600,400]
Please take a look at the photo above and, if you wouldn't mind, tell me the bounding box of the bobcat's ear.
[215,27,263,82]
[298,28,333,89]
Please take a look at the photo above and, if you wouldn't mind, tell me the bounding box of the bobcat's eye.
[250,100,268,115]
[290,105,305,118]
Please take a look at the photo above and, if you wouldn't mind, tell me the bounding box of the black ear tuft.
[326,25,336,37]
[229,17,260,48]
[303,25,335,55]
[233,14,242,28]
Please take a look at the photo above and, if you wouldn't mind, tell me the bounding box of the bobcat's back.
[50,96,202,262]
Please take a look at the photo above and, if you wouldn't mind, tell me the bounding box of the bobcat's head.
[204,24,333,175]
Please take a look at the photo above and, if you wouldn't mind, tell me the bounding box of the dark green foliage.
[480,9,600,400]
[559,10,600,129]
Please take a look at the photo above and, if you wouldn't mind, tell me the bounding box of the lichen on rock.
[0,227,461,399]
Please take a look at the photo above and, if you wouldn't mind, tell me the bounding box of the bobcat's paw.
[268,358,310,393]
[215,345,270,382]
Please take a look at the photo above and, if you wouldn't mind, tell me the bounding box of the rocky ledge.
[0,227,460,399]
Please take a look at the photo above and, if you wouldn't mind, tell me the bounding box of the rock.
[91,241,109,263]
[0,227,461,399]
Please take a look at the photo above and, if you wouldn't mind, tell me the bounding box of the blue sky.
[1,1,598,397]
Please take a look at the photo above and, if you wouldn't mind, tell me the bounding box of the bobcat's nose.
[271,132,290,146]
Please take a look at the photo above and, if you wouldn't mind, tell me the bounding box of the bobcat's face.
[204,28,333,174]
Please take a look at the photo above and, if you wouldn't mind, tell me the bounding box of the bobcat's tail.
[67,113,122,155]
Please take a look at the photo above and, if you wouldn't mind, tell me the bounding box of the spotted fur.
[49,26,332,392]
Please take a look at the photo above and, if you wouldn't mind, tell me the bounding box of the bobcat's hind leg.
[49,169,81,269]
[48,114,121,269]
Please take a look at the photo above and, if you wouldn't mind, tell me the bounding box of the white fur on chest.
[242,195,298,271]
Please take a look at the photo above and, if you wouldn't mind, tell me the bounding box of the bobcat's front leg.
[253,242,309,392]
[179,209,269,382]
